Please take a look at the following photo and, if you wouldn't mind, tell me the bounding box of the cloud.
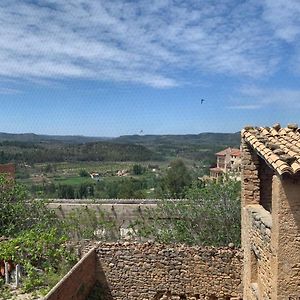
[228,104,262,110]
[229,85,300,109]
[0,87,21,95]
[0,0,298,88]
[262,0,300,43]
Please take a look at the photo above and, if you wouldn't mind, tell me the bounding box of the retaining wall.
[45,242,243,300]
[95,242,243,300]
[44,248,97,300]
[47,199,158,229]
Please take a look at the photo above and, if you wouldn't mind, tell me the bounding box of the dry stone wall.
[95,242,243,300]
[44,248,97,300]
[241,140,260,206]
[243,205,273,299]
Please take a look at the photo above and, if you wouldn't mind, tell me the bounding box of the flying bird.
[201,99,205,104]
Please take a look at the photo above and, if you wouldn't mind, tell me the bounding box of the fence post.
[4,262,9,284]
[15,264,20,287]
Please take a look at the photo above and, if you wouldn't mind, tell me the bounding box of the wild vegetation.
[0,174,116,297]
[131,177,241,246]
[0,132,242,297]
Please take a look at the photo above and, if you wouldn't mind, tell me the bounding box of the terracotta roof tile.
[242,123,300,175]
[291,162,300,173]
[215,147,241,156]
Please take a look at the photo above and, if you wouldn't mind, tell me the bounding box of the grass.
[53,176,95,185]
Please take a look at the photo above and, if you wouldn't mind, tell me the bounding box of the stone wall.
[242,134,300,299]
[47,199,157,230]
[272,174,300,299]
[242,205,272,299]
[44,248,97,300]
[241,140,260,207]
[94,242,243,300]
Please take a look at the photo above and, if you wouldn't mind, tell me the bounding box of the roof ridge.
[242,123,300,175]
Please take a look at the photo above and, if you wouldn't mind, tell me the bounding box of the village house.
[210,147,241,179]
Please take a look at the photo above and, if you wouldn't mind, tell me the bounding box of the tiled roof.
[241,123,300,175]
[216,147,241,156]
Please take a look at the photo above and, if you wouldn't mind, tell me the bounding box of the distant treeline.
[0,132,241,164]
[0,141,161,164]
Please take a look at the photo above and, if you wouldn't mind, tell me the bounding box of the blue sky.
[0,0,300,136]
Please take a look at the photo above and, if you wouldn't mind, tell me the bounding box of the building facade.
[210,147,241,178]
[241,123,300,299]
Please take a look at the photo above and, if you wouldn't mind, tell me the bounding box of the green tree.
[0,175,57,237]
[162,159,192,198]
[131,178,241,246]
[43,164,54,173]
[132,164,145,175]
[57,184,75,199]
[77,183,94,198]
[79,169,90,177]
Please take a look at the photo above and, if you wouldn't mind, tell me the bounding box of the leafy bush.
[0,228,76,292]
[79,169,90,177]
[132,164,145,175]
[0,175,57,237]
[63,207,118,241]
[131,178,241,246]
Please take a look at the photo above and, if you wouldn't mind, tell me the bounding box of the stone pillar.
[271,174,300,299]
[241,140,260,207]
[241,140,261,299]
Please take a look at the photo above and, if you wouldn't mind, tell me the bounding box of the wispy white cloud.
[228,104,262,110]
[0,87,21,95]
[229,85,300,109]
[0,0,298,88]
[263,0,300,43]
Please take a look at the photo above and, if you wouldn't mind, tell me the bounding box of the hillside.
[114,132,241,162]
[0,141,161,164]
[0,132,110,144]
[0,132,241,164]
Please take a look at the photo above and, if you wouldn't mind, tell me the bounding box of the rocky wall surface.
[244,205,273,299]
[241,140,260,207]
[94,242,243,300]
[45,248,97,300]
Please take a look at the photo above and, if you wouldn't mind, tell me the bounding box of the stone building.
[210,147,241,179]
[241,123,300,299]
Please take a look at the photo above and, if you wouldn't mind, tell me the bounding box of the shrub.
[131,178,241,246]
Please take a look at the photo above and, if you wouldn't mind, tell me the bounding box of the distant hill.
[0,132,111,144]
[0,141,160,164]
[0,131,241,164]
[114,132,240,146]
[114,132,241,162]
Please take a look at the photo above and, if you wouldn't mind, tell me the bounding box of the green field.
[16,160,169,199]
